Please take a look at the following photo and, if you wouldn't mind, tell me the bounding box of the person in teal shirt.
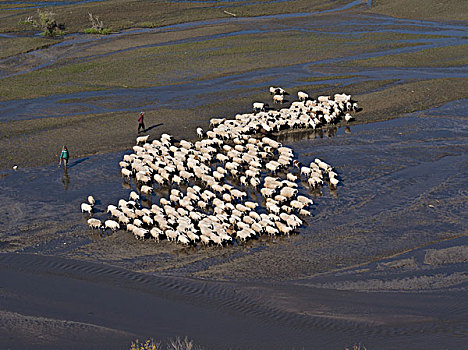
[59,145,69,168]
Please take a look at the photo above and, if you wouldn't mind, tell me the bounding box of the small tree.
[84,13,110,34]
[88,12,104,31]
[20,9,65,37]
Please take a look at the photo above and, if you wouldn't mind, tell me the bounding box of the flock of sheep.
[81,88,358,247]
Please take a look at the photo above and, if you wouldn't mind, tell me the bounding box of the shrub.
[129,337,201,350]
[85,13,111,35]
[19,9,66,37]
[84,27,111,35]
[130,339,160,350]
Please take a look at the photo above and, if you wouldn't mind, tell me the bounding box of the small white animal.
[140,185,153,194]
[87,218,102,229]
[196,127,204,138]
[136,135,149,144]
[87,195,95,206]
[104,220,120,231]
[81,203,93,214]
[129,191,140,202]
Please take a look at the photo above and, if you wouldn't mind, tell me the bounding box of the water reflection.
[61,169,70,190]
[121,180,132,189]
[276,124,351,143]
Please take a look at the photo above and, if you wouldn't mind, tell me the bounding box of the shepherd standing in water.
[58,145,69,168]
[138,111,145,133]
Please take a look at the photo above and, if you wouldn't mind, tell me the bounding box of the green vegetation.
[19,9,65,37]
[84,12,111,34]
[84,27,111,35]
[0,37,54,59]
[1,0,350,34]
[0,30,423,101]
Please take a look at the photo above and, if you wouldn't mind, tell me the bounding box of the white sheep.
[297,91,308,101]
[196,127,204,138]
[104,220,120,231]
[129,191,140,202]
[210,118,226,127]
[87,218,102,229]
[273,94,284,104]
[140,185,153,194]
[87,196,95,206]
[329,177,339,188]
[177,234,191,246]
[81,203,93,214]
[136,135,149,144]
[121,168,132,178]
[253,102,267,112]
[279,187,298,199]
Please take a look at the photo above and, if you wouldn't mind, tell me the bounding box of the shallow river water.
[1,102,466,349]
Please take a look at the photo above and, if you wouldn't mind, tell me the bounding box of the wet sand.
[1,251,467,350]
[1,0,467,348]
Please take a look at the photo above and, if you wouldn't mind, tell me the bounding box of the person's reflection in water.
[62,168,70,190]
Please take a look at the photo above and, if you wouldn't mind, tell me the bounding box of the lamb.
[81,203,93,214]
[290,200,305,210]
[334,93,351,103]
[177,234,191,246]
[118,215,130,226]
[297,195,313,206]
[253,102,267,112]
[140,185,153,194]
[210,118,226,127]
[260,187,276,198]
[273,94,284,104]
[142,215,154,226]
[329,177,339,188]
[121,168,132,178]
[87,218,102,229]
[297,91,308,101]
[196,127,204,138]
[179,140,193,150]
[279,186,298,199]
[300,166,311,176]
[231,189,246,201]
[150,227,163,240]
[136,135,150,144]
[104,220,120,231]
[129,191,140,202]
[133,227,148,240]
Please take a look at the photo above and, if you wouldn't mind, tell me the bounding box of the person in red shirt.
[138,112,145,133]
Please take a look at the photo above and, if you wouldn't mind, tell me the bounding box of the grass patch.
[367,0,468,21]
[0,37,55,59]
[84,27,111,35]
[0,30,424,101]
[0,0,349,34]
[347,44,468,68]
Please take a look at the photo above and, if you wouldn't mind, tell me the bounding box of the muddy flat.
[0,0,467,349]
